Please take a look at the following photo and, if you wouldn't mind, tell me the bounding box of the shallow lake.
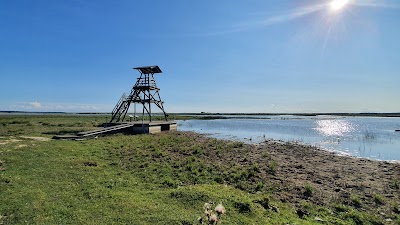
[178,116,400,161]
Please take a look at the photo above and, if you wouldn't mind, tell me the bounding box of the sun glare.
[330,0,349,11]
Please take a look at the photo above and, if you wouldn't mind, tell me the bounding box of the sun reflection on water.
[315,119,354,136]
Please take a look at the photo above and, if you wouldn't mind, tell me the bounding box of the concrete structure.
[53,121,177,140]
[107,121,177,134]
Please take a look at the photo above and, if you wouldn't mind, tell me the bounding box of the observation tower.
[110,65,168,123]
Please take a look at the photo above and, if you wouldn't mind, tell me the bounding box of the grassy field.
[0,115,399,224]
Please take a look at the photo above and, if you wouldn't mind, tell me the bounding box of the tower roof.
[133,65,162,74]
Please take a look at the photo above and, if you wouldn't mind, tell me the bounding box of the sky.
[0,0,399,113]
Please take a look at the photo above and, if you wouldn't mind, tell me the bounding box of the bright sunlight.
[330,0,350,11]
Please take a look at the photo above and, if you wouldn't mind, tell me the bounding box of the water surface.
[178,116,400,161]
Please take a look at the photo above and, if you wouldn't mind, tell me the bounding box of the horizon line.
[1,111,400,115]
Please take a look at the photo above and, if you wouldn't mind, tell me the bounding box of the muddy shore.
[181,132,400,219]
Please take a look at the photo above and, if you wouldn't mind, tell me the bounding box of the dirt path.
[0,136,50,146]
[19,136,51,141]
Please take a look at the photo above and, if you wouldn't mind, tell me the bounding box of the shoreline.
[262,138,400,164]
[1,111,400,117]
[188,130,400,163]
[179,131,400,220]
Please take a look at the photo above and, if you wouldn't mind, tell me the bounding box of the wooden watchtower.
[110,65,168,123]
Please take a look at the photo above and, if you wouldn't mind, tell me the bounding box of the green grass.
[0,134,298,224]
[0,115,396,224]
[0,115,106,137]
[304,183,314,198]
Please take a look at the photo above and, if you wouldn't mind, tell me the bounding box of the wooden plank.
[78,124,134,136]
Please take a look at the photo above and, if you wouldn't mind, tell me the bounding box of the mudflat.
[180,132,400,219]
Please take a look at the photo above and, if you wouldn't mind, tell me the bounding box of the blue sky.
[1,0,399,113]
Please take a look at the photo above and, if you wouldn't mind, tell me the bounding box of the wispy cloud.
[235,3,326,30]
[174,0,400,38]
[9,102,107,112]
[352,1,400,9]
[181,3,328,37]
[29,102,42,108]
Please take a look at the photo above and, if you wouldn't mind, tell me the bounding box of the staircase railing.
[110,93,127,122]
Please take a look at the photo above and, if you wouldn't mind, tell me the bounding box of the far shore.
[1,111,400,118]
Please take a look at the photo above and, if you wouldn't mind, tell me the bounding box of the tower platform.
[53,121,177,140]
[104,121,177,134]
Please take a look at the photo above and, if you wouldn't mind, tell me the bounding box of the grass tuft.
[304,183,314,197]
[350,195,362,208]
[268,160,277,175]
[233,201,251,214]
[373,193,384,205]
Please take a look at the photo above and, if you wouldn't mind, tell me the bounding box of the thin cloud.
[29,102,42,108]
[235,3,326,29]
[352,1,400,9]
[10,102,102,112]
[177,0,400,38]
[141,3,328,38]
[183,3,327,37]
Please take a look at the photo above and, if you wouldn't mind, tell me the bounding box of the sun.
[330,0,350,11]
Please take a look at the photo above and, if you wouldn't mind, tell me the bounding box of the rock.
[272,206,280,213]
[314,217,324,222]
[296,208,309,218]
[384,194,395,198]
[254,198,270,210]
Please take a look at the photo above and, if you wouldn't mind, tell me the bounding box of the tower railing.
[109,65,168,123]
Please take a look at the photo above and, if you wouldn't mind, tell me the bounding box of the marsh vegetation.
[0,115,399,224]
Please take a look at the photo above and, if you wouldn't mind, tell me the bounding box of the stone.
[314,217,324,222]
